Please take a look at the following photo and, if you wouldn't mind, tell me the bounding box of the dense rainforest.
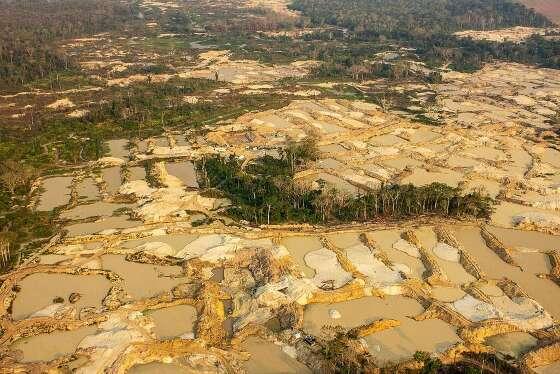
[290,0,552,36]
[290,0,560,72]
[0,0,142,88]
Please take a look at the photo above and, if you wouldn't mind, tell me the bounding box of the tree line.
[288,0,559,73]
[289,0,551,37]
[197,140,493,225]
[0,0,141,90]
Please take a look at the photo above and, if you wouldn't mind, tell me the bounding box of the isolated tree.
[0,236,9,269]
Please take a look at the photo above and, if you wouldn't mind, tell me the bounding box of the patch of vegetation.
[312,332,507,373]
[134,37,192,54]
[197,140,493,225]
[317,326,376,373]
[411,350,520,373]
[0,78,289,168]
[0,208,55,271]
[414,114,443,126]
[0,78,290,271]
[22,72,99,92]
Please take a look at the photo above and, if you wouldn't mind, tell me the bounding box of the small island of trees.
[197,140,493,225]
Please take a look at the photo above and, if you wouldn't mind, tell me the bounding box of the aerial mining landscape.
[1,0,560,373]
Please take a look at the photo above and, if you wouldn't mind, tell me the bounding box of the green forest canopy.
[289,0,552,37]
[197,141,494,225]
[290,0,559,71]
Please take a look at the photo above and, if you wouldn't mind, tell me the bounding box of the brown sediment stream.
[326,232,362,248]
[165,161,199,188]
[368,229,425,279]
[38,254,69,265]
[401,169,463,188]
[485,332,537,358]
[102,166,122,194]
[451,226,560,318]
[76,178,99,200]
[64,215,139,237]
[11,273,111,320]
[36,176,73,211]
[302,295,460,365]
[514,252,552,275]
[120,234,198,252]
[60,202,132,220]
[303,296,423,336]
[241,337,311,374]
[11,325,97,363]
[486,226,560,252]
[431,286,466,302]
[107,139,129,159]
[148,304,197,339]
[415,227,474,285]
[381,157,422,171]
[534,361,560,374]
[279,236,322,278]
[364,318,460,365]
[101,254,188,299]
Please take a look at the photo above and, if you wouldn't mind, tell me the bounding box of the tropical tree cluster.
[197,141,493,225]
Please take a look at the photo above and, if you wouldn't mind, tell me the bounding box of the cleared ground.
[519,0,560,24]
